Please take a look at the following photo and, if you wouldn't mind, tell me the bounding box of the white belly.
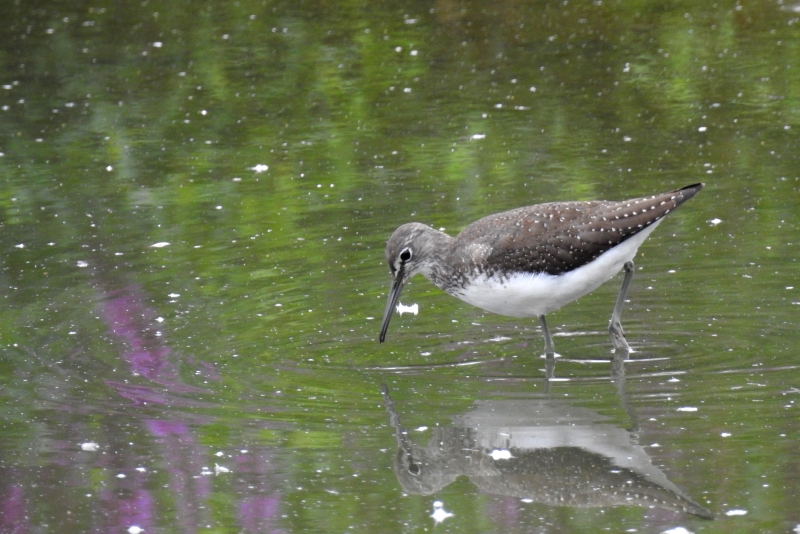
[453,221,662,318]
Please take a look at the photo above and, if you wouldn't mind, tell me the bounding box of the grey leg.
[609,261,634,352]
[539,315,556,356]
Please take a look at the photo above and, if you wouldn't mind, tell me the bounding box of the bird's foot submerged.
[608,320,632,353]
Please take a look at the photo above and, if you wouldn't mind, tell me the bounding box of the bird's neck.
[416,227,467,295]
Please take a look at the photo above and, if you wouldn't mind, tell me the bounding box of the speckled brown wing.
[454,183,703,276]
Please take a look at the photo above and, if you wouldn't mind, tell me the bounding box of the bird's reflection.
[381,383,712,519]
[545,348,640,433]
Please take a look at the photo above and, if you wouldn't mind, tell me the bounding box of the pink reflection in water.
[101,286,215,397]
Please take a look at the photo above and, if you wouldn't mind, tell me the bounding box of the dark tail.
[673,182,704,205]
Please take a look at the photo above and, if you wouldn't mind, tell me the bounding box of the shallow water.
[1,1,800,533]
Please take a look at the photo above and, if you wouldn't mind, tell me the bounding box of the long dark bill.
[379,266,405,343]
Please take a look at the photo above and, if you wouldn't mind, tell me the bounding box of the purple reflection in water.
[0,484,27,534]
[239,496,282,532]
[100,283,285,532]
[101,286,213,395]
[233,449,287,533]
[146,419,211,532]
[0,279,286,532]
[99,483,154,534]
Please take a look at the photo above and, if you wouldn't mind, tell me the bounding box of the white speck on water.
[410,49,418,56]
[150,242,170,248]
[275,303,282,307]
[668,377,680,382]
[709,218,722,226]
[489,449,513,460]
[14,244,24,248]
[215,205,222,210]
[668,269,676,273]
[431,501,454,524]
[725,509,747,516]
[414,426,428,432]
[403,87,412,93]
[677,406,698,412]
[521,498,533,503]
[396,303,418,315]
[421,352,431,356]
[650,443,660,448]
[128,527,144,534]
[116,473,126,479]
[168,293,180,298]
[395,46,402,52]
[214,464,230,474]
[662,528,693,534]
[152,41,163,48]
[623,136,632,142]
[721,432,732,437]
[156,317,164,323]
[77,260,89,268]
[106,165,113,171]
[250,164,269,173]
[81,442,99,451]
[471,134,486,140]
[698,126,707,132]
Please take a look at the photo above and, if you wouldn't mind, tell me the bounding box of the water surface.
[1,1,799,532]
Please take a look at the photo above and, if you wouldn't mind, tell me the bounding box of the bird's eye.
[399,248,412,262]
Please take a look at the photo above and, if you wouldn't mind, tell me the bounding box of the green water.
[1,1,799,532]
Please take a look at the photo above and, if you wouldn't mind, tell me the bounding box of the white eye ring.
[399,247,412,262]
